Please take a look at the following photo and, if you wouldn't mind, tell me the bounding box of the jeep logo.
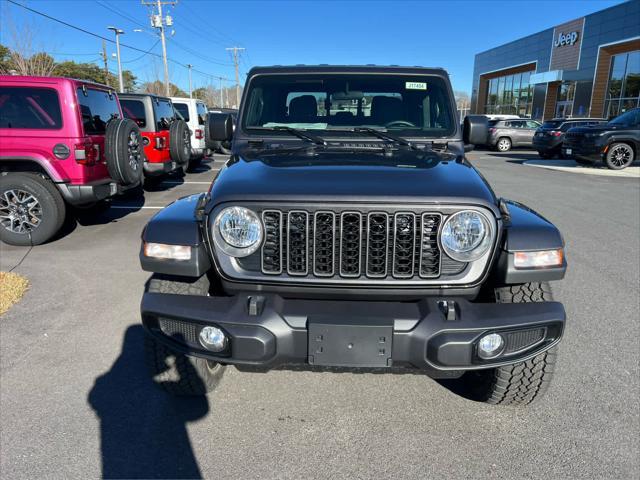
[554,31,579,47]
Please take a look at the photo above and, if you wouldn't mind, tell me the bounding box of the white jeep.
[170,97,209,165]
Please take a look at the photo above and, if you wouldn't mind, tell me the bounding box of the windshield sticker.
[405,82,427,90]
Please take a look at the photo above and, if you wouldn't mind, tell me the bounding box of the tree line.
[0,43,239,106]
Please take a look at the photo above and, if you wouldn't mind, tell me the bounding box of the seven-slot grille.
[260,209,445,280]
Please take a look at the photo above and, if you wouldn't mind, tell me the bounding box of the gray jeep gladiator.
[139,65,566,405]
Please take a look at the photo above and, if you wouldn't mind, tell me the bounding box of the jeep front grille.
[258,208,450,282]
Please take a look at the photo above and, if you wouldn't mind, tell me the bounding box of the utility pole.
[142,0,176,96]
[107,27,124,92]
[219,77,223,107]
[187,64,193,98]
[100,40,110,87]
[225,46,245,107]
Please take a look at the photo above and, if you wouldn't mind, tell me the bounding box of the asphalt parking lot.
[1,150,638,479]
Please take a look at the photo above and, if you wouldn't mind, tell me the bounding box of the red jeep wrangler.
[119,93,191,180]
[0,75,143,246]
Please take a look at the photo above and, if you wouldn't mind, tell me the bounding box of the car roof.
[170,96,205,103]
[247,65,450,76]
[547,117,606,122]
[119,92,171,101]
[0,75,111,90]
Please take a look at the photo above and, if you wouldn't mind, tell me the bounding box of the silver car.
[487,119,541,152]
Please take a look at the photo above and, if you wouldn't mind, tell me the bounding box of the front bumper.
[141,292,565,372]
[532,136,562,153]
[562,139,603,162]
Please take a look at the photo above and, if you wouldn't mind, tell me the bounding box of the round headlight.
[213,206,263,257]
[441,210,493,262]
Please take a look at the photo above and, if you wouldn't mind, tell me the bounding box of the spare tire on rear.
[104,118,144,186]
[169,119,191,165]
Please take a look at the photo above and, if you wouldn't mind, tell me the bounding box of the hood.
[568,123,614,134]
[208,148,497,208]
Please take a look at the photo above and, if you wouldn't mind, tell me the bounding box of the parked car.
[206,107,237,154]
[0,75,143,246]
[119,93,191,179]
[170,97,208,168]
[139,65,567,406]
[487,119,541,152]
[533,118,606,158]
[562,108,640,170]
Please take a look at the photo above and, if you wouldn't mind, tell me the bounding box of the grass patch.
[0,272,30,315]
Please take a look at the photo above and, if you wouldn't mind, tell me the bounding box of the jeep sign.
[554,31,579,47]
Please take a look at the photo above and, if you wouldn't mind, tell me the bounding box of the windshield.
[242,73,456,137]
[608,108,640,126]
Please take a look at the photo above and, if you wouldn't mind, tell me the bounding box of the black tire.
[460,282,557,406]
[104,118,144,186]
[187,156,203,172]
[217,142,232,155]
[169,120,191,165]
[144,274,226,396]
[605,142,634,170]
[496,137,511,152]
[0,173,66,246]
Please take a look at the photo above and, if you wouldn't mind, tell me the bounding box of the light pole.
[187,64,193,98]
[107,27,124,92]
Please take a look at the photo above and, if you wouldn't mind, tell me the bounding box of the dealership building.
[470,0,640,121]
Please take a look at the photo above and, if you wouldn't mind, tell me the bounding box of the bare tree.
[4,14,56,76]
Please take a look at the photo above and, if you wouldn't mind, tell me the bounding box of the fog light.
[199,326,227,352]
[478,333,504,359]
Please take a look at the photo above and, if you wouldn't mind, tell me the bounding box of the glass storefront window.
[483,70,533,117]
[605,50,640,119]
[622,51,639,99]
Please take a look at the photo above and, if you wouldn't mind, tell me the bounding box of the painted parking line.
[110,205,164,210]
[523,160,640,178]
[159,181,213,185]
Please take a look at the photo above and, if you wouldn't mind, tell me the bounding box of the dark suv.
[139,66,566,406]
[487,118,541,152]
[119,93,191,179]
[533,118,606,158]
[563,108,640,169]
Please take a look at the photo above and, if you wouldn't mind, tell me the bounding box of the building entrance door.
[555,101,573,118]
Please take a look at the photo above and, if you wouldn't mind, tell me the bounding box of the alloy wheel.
[610,144,632,168]
[128,131,141,171]
[0,189,43,234]
[497,139,511,152]
[183,129,190,157]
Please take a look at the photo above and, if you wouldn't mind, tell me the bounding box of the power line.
[94,0,147,29]
[5,0,235,87]
[121,39,160,63]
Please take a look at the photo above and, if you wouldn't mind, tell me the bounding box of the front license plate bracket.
[307,317,393,367]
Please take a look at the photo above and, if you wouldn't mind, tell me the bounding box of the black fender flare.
[494,199,567,284]
[140,193,211,277]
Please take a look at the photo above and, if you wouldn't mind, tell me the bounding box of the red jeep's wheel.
[169,120,191,166]
[0,173,65,246]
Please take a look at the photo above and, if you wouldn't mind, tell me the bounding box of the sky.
[0,0,626,94]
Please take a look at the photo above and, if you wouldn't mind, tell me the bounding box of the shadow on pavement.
[88,325,209,479]
[483,152,539,163]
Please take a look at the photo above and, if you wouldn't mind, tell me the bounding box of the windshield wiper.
[265,126,327,146]
[353,127,419,151]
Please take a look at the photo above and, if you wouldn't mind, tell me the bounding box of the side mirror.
[205,113,234,146]
[463,115,488,149]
